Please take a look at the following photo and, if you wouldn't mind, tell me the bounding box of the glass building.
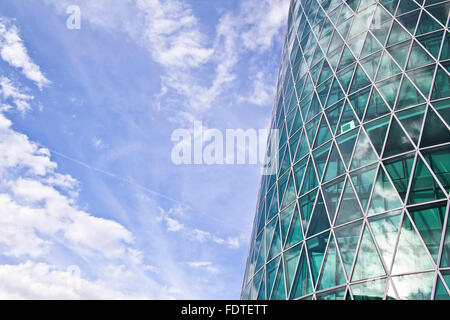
[242,0,450,300]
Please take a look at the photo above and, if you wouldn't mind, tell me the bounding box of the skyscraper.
[242,0,450,300]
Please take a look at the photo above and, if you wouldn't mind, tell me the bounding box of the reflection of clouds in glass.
[368,180,400,214]
[392,272,435,299]
[351,232,385,281]
[392,228,434,274]
[369,218,399,266]
[353,134,371,162]
[351,278,387,299]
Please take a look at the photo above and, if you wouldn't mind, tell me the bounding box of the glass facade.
[242,0,450,300]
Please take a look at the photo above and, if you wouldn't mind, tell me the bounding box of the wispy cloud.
[187,261,218,273]
[0,77,33,113]
[0,19,50,89]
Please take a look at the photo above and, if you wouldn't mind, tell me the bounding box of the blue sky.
[0,0,289,299]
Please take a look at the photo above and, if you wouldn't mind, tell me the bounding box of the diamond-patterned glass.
[242,0,450,300]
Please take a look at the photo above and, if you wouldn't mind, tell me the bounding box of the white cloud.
[157,207,241,249]
[43,0,289,117]
[0,19,50,89]
[187,261,218,273]
[0,261,147,299]
[241,71,276,107]
[0,77,33,113]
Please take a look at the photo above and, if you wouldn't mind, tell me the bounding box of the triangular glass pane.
[431,64,450,101]
[383,117,415,158]
[368,210,402,267]
[337,101,358,136]
[408,155,446,205]
[306,93,322,122]
[406,41,435,70]
[416,10,444,36]
[392,272,435,299]
[337,65,356,93]
[266,215,277,257]
[278,172,289,205]
[408,201,447,263]
[328,32,344,57]
[392,214,434,274]
[397,10,419,35]
[395,76,426,110]
[307,191,331,237]
[318,61,333,84]
[286,207,304,248]
[387,40,412,69]
[327,46,343,72]
[338,46,356,71]
[314,117,332,148]
[360,51,382,80]
[284,244,302,295]
[326,77,345,107]
[295,131,310,162]
[316,287,346,300]
[313,143,331,182]
[289,245,313,299]
[288,129,301,160]
[323,142,346,182]
[434,274,450,300]
[420,107,450,148]
[387,21,411,46]
[432,98,450,128]
[335,219,364,277]
[267,184,279,221]
[300,159,319,195]
[422,145,450,193]
[299,189,318,235]
[322,176,346,223]
[427,3,449,26]
[349,86,371,120]
[377,75,402,107]
[336,128,359,168]
[350,129,378,170]
[336,178,364,225]
[396,105,426,145]
[396,0,419,15]
[367,166,402,215]
[350,163,378,211]
[365,115,390,156]
[257,275,266,300]
[317,77,333,106]
[372,19,393,46]
[317,234,346,290]
[305,115,321,147]
[266,255,280,297]
[280,203,295,245]
[250,269,263,300]
[325,100,345,134]
[383,153,415,201]
[352,224,386,281]
[306,230,330,286]
[270,260,286,300]
[364,88,391,121]
[376,51,401,81]
[293,156,308,192]
[348,32,367,59]
[351,278,388,300]
[349,64,371,94]
[282,173,297,208]
[361,32,382,58]
[407,65,435,98]
[268,219,282,261]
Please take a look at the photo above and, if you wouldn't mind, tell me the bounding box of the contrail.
[39,144,246,232]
